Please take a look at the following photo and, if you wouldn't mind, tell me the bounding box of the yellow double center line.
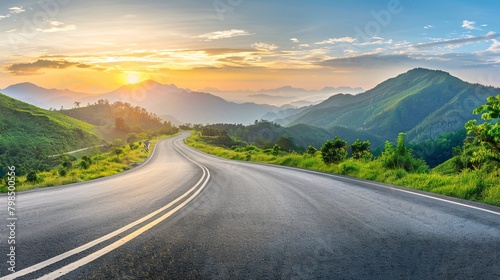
[2,141,210,280]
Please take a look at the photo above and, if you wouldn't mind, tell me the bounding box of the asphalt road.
[1,132,499,279]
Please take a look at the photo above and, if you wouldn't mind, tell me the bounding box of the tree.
[321,136,348,164]
[74,101,81,108]
[306,145,317,155]
[465,94,500,164]
[275,136,294,152]
[351,139,372,160]
[115,117,129,131]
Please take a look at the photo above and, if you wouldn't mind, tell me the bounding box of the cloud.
[9,7,25,14]
[486,39,500,53]
[290,38,299,43]
[196,29,253,41]
[37,20,76,33]
[462,20,477,30]
[199,48,255,55]
[0,14,11,20]
[424,25,433,29]
[6,59,93,75]
[315,37,356,45]
[251,42,279,51]
[319,53,414,69]
[412,33,499,49]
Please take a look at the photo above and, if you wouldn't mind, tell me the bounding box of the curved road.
[1,133,499,279]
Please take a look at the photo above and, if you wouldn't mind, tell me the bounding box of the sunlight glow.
[125,73,140,84]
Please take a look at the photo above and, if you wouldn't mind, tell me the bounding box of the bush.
[379,133,428,172]
[59,169,68,177]
[321,137,348,164]
[26,170,39,183]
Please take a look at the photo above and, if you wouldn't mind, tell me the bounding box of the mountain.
[0,92,103,177]
[1,83,93,110]
[93,80,278,124]
[281,68,499,143]
[199,85,364,106]
[1,81,279,125]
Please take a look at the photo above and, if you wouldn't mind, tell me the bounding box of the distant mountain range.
[4,81,341,125]
[272,68,499,143]
[2,68,498,145]
[199,85,364,106]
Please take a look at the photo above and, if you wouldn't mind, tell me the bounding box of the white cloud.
[357,37,393,46]
[298,44,310,48]
[424,25,433,29]
[315,37,356,45]
[487,39,500,53]
[0,14,11,20]
[290,38,299,43]
[252,42,279,51]
[462,20,477,30]
[37,20,76,33]
[196,29,253,41]
[9,6,25,14]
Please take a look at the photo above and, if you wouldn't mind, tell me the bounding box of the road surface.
[1,132,499,279]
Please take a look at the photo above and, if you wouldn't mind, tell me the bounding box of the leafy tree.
[306,145,317,155]
[465,94,500,164]
[321,136,348,164]
[275,136,295,152]
[351,139,372,160]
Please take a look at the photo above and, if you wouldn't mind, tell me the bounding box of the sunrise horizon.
[1,0,499,94]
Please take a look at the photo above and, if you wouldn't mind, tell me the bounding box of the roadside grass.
[2,134,177,192]
[186,133,500,207]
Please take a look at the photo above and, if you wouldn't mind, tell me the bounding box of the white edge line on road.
[183,140,500,217]
[0,138,210,280]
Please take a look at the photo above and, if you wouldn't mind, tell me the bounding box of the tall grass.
[186,134,500,207]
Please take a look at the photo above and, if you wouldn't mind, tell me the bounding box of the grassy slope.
[3,134,177,192]
[0,93,105,177]
[186,133,500,206]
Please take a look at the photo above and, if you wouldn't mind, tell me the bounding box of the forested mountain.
[277,68,498,143]
[0,93,103,177]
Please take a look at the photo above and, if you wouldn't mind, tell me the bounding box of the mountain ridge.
[279,68,498,143]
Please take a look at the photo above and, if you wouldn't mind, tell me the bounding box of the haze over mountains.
[3,81,349,125]
[2,68,499,145]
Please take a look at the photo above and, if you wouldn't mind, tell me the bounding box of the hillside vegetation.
[0,93,103,177]
[61,99,178,141]
[280,68,498,144]
[187,93,500,206]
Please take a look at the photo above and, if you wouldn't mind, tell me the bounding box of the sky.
[0,0,499,93]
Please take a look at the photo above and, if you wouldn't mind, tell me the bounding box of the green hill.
[61,100,178,141]
[288,68,498,143]
[0,93,103,177]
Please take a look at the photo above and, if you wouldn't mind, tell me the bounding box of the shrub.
[321,137,348,164]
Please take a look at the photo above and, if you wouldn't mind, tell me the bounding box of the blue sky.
[0,0,499,92]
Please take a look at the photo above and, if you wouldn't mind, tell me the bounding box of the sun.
[126,74,140,84]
